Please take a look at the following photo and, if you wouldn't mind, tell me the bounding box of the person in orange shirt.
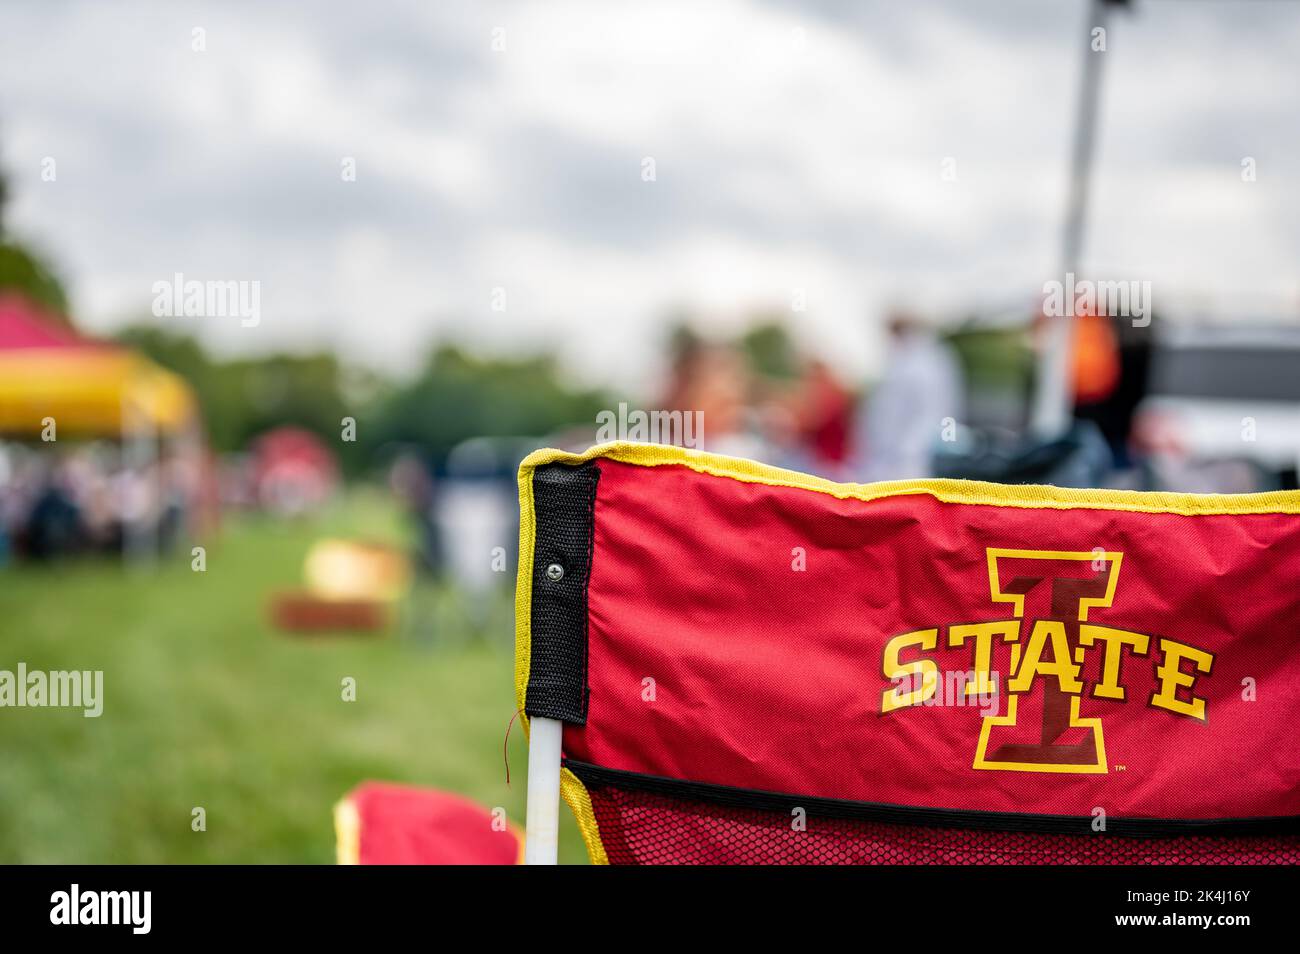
[1039,305,1152,468]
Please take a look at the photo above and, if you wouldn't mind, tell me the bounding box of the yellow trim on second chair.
[333,797,361,865]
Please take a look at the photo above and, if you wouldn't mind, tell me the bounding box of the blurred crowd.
[657,313,968,483]
[0,443,193,562]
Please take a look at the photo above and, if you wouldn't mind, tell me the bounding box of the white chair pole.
[524,716,563,864]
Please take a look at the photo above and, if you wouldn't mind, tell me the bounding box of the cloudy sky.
[1,0,1298,388]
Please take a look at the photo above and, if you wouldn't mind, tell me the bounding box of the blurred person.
[791,357,855,479]
[857,311,964,482]
[23,457,85,559]
[662,341,769,460]
[250,427,339,516]
[389,450,442,576]
[67,445,116,553]
[0,444,12,565]
[0,448,39,553]
[157,454,191,553]
[659,328,705,427]
[1031,305,1153,471]
[81,468,121,553]
[754,393,802,470]
[1072,313,1153,469]
[1066,310,1121,407]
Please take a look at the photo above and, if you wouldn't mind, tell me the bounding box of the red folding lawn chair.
[516,442,1300,864]
[335,783,522,865]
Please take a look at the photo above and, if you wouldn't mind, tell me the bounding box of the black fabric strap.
[524,462,600,724]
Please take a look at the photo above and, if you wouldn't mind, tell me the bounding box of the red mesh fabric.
[584,781,1300,866]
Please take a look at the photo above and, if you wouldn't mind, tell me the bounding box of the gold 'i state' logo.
[879,549,1215,774]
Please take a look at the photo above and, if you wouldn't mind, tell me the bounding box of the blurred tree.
[115,324,364,472]
[945,322,1035,430]
[116,326,612,477]
[0,168,71,320]
[945,324,1033,393]
[0,243,69,318]
[740,317,800,379]
[370,344,612,467]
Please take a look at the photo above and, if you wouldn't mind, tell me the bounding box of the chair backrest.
[516,442,1300,864]
[335,783,522,865]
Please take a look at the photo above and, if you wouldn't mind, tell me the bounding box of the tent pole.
[1031,0,1113,437]
[524,716,562,865]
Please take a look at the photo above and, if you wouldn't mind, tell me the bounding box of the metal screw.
[545,563,565,582]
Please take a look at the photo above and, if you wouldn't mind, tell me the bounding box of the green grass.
[0,489,588,863]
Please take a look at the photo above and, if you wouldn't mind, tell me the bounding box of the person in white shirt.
[857,312,964,482]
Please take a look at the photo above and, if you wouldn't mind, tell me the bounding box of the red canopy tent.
[0,295,90,349]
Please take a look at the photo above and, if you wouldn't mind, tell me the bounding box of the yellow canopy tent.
[0,294,197,438]
[0,295,207,559]
[0,347,197,438]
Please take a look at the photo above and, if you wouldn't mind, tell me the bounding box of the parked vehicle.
[1134,323,1300,491]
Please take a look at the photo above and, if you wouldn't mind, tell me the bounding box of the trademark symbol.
[1113,765,1126,772]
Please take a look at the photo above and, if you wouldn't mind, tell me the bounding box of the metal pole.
[1031,0,1113,437]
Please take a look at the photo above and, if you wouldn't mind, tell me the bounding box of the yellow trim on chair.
[514,453,540,733]
[560,767,610,865]
[514,441,1300,863]
[522,441,1300,518]
[333,797,361,865]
